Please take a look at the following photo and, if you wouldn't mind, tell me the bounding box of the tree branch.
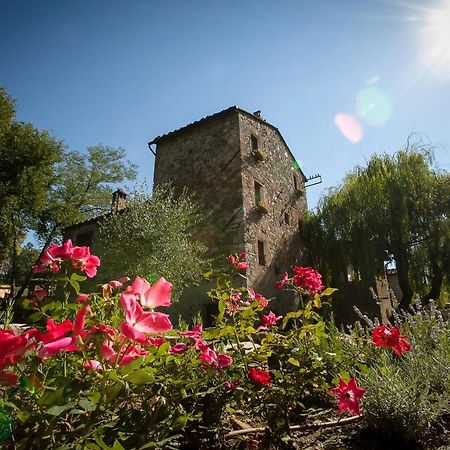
[225,415,362,439]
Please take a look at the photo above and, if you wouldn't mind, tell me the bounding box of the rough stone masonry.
[151,106,308,318]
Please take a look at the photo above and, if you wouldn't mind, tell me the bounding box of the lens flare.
[292,160,301,170]
[419,0,450,79]
[334,113,363,143]
[356,87,393,127]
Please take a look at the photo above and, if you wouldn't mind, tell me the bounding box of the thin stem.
[225,415,362,438]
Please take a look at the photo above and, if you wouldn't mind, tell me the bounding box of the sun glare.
[420,0,450,79]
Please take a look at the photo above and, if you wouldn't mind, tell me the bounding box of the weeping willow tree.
[304,140,449,309]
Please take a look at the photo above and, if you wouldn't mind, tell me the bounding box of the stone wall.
[64,221,98,247]
[153,108,308,318]
[153,111,246,260]
[238,112,307,310]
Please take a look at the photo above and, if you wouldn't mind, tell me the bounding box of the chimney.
[111,189,127,213]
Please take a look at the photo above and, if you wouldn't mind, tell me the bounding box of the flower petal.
[121,293,143,325]
[142,277,172,309]
[134,311,172,334]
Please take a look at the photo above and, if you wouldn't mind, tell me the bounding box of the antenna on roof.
[305,174,322,188]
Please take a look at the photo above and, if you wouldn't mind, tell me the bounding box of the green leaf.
[38,387,65,407]
[41,301,62,313]
[203,271,214,280]
[217,298,225,323]
[321,287,337,296]
[171,414,189,430]
[119,357,143,374]
[93,431,114,449]
[287,357,300,367]
[46,401,77,416]
[282,310,302,329]
[87,391,100,405]
[105,381,123,402]
[69,278,80,294]
[156,342,170,356]
[27,311,43,322]
[70,272,87,282]
[202,327,220,339]
[313,294,321,308]
[340,371,350,381]
[107,370,121,382]
[79,398,96,412]
[126,369,155,385]
[241,305,255,319]
[139,435,183,450]
[16,410,30,423]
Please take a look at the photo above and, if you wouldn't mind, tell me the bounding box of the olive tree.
[95,185,208,300]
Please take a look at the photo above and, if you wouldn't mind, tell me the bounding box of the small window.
[251,134,258,152]
[76,231,92,247]
[293,174,298,190]
[254,180,264,204]
[298,219,303,232]
[257,240,266,266]
[284,213,290,224]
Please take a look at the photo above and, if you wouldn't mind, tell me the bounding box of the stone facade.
[151,107,307,313]
[153,110,244,260]
[64,219,98,248]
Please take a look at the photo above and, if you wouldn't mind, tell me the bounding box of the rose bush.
[3,240,442,448]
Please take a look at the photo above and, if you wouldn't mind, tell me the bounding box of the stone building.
[63,189,127,247]
[150,106,308,313]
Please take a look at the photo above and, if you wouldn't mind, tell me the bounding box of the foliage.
[0,88,137,299]
[304,138,450,309]
[0,243,342,449]
[95,185,207,300]
[1,238,449,448]
[0,243,40,287]
[35,145,137,242]
[322,299,450,445]
[0,87,64,267]
[360,302,450,442]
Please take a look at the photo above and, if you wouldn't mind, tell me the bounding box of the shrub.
[322,298,450,445]
[0,244,343,449]
[2,238,448,448]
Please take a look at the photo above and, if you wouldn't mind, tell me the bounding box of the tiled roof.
[149,106,239,144]
[148,106,307,180]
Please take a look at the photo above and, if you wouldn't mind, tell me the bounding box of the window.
[76,231,93,247]
[254,180,264,204]
[251,134,258,152]
[293,174,298,191]
[257,240,266,266]
[284,213,290,224]
[298,219,303,232]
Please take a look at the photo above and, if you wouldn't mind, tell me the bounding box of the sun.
[419,0,450,79]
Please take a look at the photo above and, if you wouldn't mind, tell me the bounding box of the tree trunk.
[14,225,58,300]
[5,231,18,308]
[423,255,444,305]
[394,249,413,310]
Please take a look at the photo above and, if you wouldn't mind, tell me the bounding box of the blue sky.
[1,0,449,209]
